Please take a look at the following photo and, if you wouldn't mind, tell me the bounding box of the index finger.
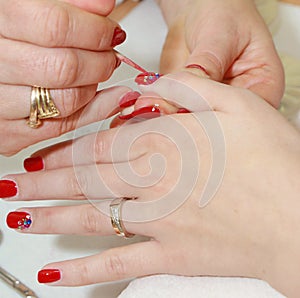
[0,0,125,50]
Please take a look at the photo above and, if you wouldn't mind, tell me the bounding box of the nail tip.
[38,269,61,283]
[23,156,44,172]
[0,179,17,198]
[111,27,127,47]
[119,91,141,108]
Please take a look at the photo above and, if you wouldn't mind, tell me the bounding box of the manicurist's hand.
[0,0,125,155]
[157,0,284,107]
[2,72,300,297]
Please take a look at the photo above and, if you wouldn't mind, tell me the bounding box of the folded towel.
[119,275,284,298]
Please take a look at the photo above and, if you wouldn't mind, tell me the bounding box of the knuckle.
[94,137,107,160]
[103,254,127,279]
[55,117,75,135]
[66,169,84,198]
[51,50,79,86]
[40,4,70,47]
[57,88,81,116]
[80,208,102,233]
[75,262,93,285]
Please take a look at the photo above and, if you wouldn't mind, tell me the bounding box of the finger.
[0,84,98,119]
[5,121,177,199]
[4,158,148,200]
[0,86,129,156]
[0,0,123,50]
[7,202,149,236]
[139,71,247,113]
[0,39,118,87]
[24,129,142,171]
[38,241,165,285]
[22,109,158,171]
[62,0,115,15]
[159,19,189,73]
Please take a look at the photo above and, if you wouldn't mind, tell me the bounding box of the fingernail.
[111,27,126,47]
[6,211,32,230]
[132,106,161,119]
[177,108,190,113]
[0,180,17,198]
[115,57,121,69]
[119,105,161,120]
[119,91,141,108]
[23,156,44,172]
[135,72,161,85]
[185,64,209,77]
[38,269,61,283]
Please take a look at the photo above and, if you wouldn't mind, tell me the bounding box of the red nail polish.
[119,91,141,108]
[132,106,161,119]
[185,64,209,76]
[177,108,190,113]
[6,211,32,230]
[111,27,126,47]
[115,57,121,69]
[38,269,61,283]
[0,180,17,198]
[135,72,161,85]
[23,156,44,172]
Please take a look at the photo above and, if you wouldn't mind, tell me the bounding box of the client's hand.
[2,73,300,297]
[0,0,125,156]
[158,0,284,107]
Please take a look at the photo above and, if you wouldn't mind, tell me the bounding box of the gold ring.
[27,86,60,128]
[110,197,135,238]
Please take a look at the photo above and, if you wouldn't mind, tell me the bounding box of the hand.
[0,0,125,155]
[2,73,300,297]
[157,0,284,107]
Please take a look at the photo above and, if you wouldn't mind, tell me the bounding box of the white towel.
[119,275,284,298]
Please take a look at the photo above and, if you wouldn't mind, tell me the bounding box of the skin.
[3,73,300,297]
[157,0,285,107]
[0,0,120,156]
[0,0,284,155]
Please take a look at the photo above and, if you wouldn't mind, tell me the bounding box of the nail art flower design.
[135,72,161,85]
[18,214,32,230]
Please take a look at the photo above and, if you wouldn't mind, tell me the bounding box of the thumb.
[159,19,190,74]
[61,0,116,15]
[185,34,238,83]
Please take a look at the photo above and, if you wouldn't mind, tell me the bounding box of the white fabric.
[119,275,284,298]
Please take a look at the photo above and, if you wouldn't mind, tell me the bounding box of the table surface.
[0,1,299,298]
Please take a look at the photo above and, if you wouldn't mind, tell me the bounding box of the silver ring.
[110,197,135,238]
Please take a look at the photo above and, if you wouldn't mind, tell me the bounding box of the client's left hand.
[2,73,300,296]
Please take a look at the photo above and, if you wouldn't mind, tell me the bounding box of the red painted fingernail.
[38,269,61,283]
[0,180,17,198]
[23,156,44,172]
[6,211,32,230]
[119,106,161,120]
[185,64,209,76]
[135,72,161,85]
[111,27,126,47]
[115,57,121,69]
[177,108,190,113]
[119,91,141,108]
[132,106,161,119]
